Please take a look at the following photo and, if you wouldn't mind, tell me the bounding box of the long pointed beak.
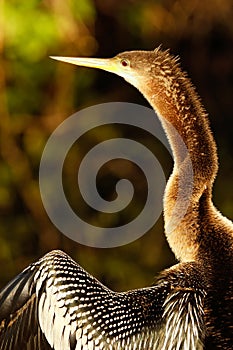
[50,56,117,74]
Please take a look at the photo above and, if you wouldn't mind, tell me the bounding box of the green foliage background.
[0,0,233,290]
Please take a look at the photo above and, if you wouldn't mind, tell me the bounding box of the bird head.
[50,47,169,94]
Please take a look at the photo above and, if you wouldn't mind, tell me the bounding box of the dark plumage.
[0,47,232,349]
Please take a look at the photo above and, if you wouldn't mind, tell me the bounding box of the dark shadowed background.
[0,0,233,290]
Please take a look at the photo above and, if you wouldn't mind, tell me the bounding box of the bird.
[0,47,233,350]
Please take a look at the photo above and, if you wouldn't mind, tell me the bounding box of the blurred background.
[0,0,233,290]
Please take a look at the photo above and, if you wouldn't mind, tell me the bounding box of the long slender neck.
[139,57,220,261]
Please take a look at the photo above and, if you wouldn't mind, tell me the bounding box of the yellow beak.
[50,56,118,74]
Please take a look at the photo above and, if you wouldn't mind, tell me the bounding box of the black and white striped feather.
[0,250,206,349]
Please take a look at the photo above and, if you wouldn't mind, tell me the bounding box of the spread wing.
[0,250,206,350]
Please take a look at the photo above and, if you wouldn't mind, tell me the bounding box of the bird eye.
[120,59,130,67]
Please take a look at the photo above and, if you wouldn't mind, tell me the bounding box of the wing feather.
[0,250,206,349]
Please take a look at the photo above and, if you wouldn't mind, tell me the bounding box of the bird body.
[0,47,232,349]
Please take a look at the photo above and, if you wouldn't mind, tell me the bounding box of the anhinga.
[0,47,232,350]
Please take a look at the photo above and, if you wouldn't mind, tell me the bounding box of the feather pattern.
[0,250,206,349]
